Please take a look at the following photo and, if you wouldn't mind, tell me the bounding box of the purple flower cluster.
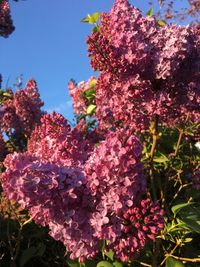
[95,73,154,132]
[2,151,100,260]
[95,73,200,131]
[0,79,44,136]
[84,129,146,244]
[28,112,93,166]
[109,199,165,262]
[87,0,200,131]
[0,0,15,37]
[87,0,156,77]
[1,112,164,261]
[84,129,146,214]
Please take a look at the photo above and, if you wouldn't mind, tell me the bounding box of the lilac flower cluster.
[0,0,15,37]
[1,112,165,261]
[109,199,165,262]
[87,0,200,131]
[84,129,146,245]
[2,151,100,260]
[28,112,93,166]
[95,73,154,132]
[0,79,44,136]
[84,129,146,215]
[87,0,156,77]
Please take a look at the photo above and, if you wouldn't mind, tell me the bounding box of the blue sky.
[0,0,189,122]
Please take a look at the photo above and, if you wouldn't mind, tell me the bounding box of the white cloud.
[46,100,73,114]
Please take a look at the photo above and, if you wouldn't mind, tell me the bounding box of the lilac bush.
[0,0,199,266]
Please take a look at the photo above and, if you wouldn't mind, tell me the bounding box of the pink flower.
[108,199,165,262]
[0,79,43,136]
[2,122,148,261]
[0,0,15,37]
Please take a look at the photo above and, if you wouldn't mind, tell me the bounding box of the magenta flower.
[2,121,151,261]
[108,199,165,262]
[0,79,43,136]
[0,0,15,37]
[87,0,200,131]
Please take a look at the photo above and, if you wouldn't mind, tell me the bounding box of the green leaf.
[85,260,96,267]
[171,202,194,216]
[180,217,200,233]
[153,153,169,163]
[166,257,185,267]
[2,92,12,98]
[89,12,100,24]
[66,257,81,267]
[83,88,95,98]
[86,104,96,115]
[99,240,106,252]
[104,249,114,261]
[146,7,153,17]
[82,79,96,101]
[96,261,114,267]
[89,79,97,88]
[166,221,191,233]
[92,25,100,33]
[81,17,90,23]
[184,237,193,243]
[19,244,45,267]
[157,19,166,26]
[113,262,123,267]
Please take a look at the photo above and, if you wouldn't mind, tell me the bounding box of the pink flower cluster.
[87,0,200,131]
[68,77,96,115]
[0,79,44,136]
[109,199,164,262]
[28,112,93,166]
[84,129,146,214]
[0,0,15,37]
[1,112,164,261]
[87,0,157,77]
[95,73,154,132]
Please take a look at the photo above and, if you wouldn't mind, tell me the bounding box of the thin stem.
[150,134,158,161]
[150,115,159,161]
[148,115,161,266]
[149,115,159,200]
[159,242,180,266]
[136,261,152,267]
[171,255,200,263]
[174,129,184,157]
